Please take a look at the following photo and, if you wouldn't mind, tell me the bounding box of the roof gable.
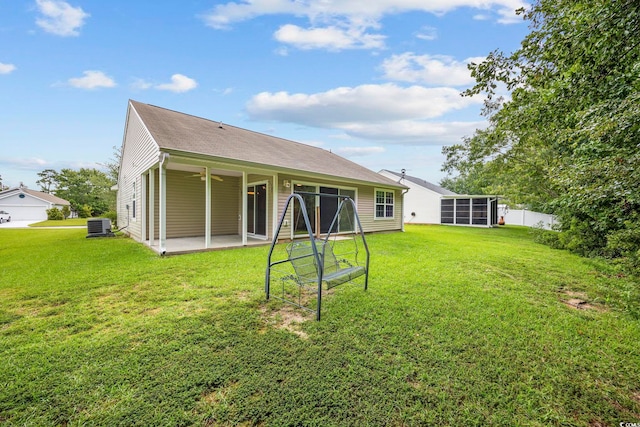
[0,188,70,205]
[129,100,404,188]
[380,170,457,195]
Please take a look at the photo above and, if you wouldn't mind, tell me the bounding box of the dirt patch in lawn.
[260,304,311,339]
[559,290,605,312]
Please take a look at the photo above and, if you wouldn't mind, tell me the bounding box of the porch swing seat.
[287,241,366,289]
[266,192,370,320]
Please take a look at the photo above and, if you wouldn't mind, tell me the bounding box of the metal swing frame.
[265,192,370,321]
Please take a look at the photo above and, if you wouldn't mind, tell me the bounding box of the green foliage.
[61,205,70,219]
[102,210,117,226]
[46,207,63,220]
[36,169,57,194]
[78,204,93,218]
[44,167,116,216]
[443,0,640,272]
[1,225,640,425]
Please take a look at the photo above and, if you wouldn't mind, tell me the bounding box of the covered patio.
[148,234,270,255]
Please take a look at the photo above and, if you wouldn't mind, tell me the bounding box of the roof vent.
[86,218,115,238]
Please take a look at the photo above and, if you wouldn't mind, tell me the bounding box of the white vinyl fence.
[499,206,558,230]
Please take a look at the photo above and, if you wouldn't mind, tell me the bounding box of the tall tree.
[442,0,640,270]
[52,168,115,216]
[99,145,122,183]
[36,169,58,193]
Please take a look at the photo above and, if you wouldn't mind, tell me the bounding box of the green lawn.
[28,218,88,227]
[1,225,639,425]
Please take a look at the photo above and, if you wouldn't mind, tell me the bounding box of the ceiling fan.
[188,171,224,182]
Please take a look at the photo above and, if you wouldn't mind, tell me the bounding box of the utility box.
[86,218,115,238]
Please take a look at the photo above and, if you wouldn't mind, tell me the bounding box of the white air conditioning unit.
[86,218,115,238]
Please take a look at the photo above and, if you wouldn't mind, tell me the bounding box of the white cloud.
[334,146,385,156]
[381,53,485,86]
[130,78,153,91]
[35,0,89,37]
[155,74,198,93]
[247,83,481,125]
[202,1,527,52]
[473,13,491,20]
[0,63,17,74]
[340,120,488,144]
[0,157,53,176]
[202,0,528,30]
[496,5,526,24]
[246,83,485,145]
[67,70,116,89]
[274,24,385,51]
[415,26,438,41]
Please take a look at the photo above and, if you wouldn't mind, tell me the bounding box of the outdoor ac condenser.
[86,218,115,238]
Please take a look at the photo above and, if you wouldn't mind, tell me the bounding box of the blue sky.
[0,0,529,190]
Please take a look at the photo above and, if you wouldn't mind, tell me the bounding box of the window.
[375,190,394,219]
[132,181,136,219]
[472,198,488,225]
[441,199,454,224]
[455,199,470,224]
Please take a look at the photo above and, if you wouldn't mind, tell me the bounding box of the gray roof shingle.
[130,100,405,188]
[380,169,457,195]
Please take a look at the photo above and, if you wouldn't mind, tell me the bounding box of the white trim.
[374,188,395,220]
[241,171,247,246]
[246,180,269,240]
[159,163,167,253]
[141,173,147,242]
[205,166,212,248]
[148,169,155,246]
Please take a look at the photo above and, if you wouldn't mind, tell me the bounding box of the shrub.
[103,210,117,227]
[46,208,63,220]
[78,204,93,218]
[61,205,71,219]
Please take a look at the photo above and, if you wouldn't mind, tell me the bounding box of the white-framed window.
[375,189,394,219]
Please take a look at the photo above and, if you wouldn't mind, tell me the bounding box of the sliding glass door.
[247,183,267,237]
[293,184,355,235]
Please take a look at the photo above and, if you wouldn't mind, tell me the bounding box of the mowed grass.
[1,225,639,426]
[28,218,88,227]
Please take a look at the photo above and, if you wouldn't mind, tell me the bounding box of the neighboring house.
[0,187,70,222]
[117,100,407,254]
[379,169,456,224]
[379,170,499,227]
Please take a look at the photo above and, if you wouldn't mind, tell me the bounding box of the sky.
[0,0,530,190]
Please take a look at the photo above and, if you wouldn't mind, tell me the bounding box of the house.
[116,100,407,254]
[379,170,499,227]
[379,169,456,224]
[0,187,70,222]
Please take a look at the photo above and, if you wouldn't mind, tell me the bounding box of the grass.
[29,218,88,227]
[1,225,639,425]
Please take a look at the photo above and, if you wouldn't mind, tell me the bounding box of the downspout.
[399,169,409,232]
[401,188,410,232]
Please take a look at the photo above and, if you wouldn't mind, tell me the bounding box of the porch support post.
[141,173,147,243]
[205,167,211,248]
[159,162,167,254]
[148,169,155,246]
[242,171,247,245]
